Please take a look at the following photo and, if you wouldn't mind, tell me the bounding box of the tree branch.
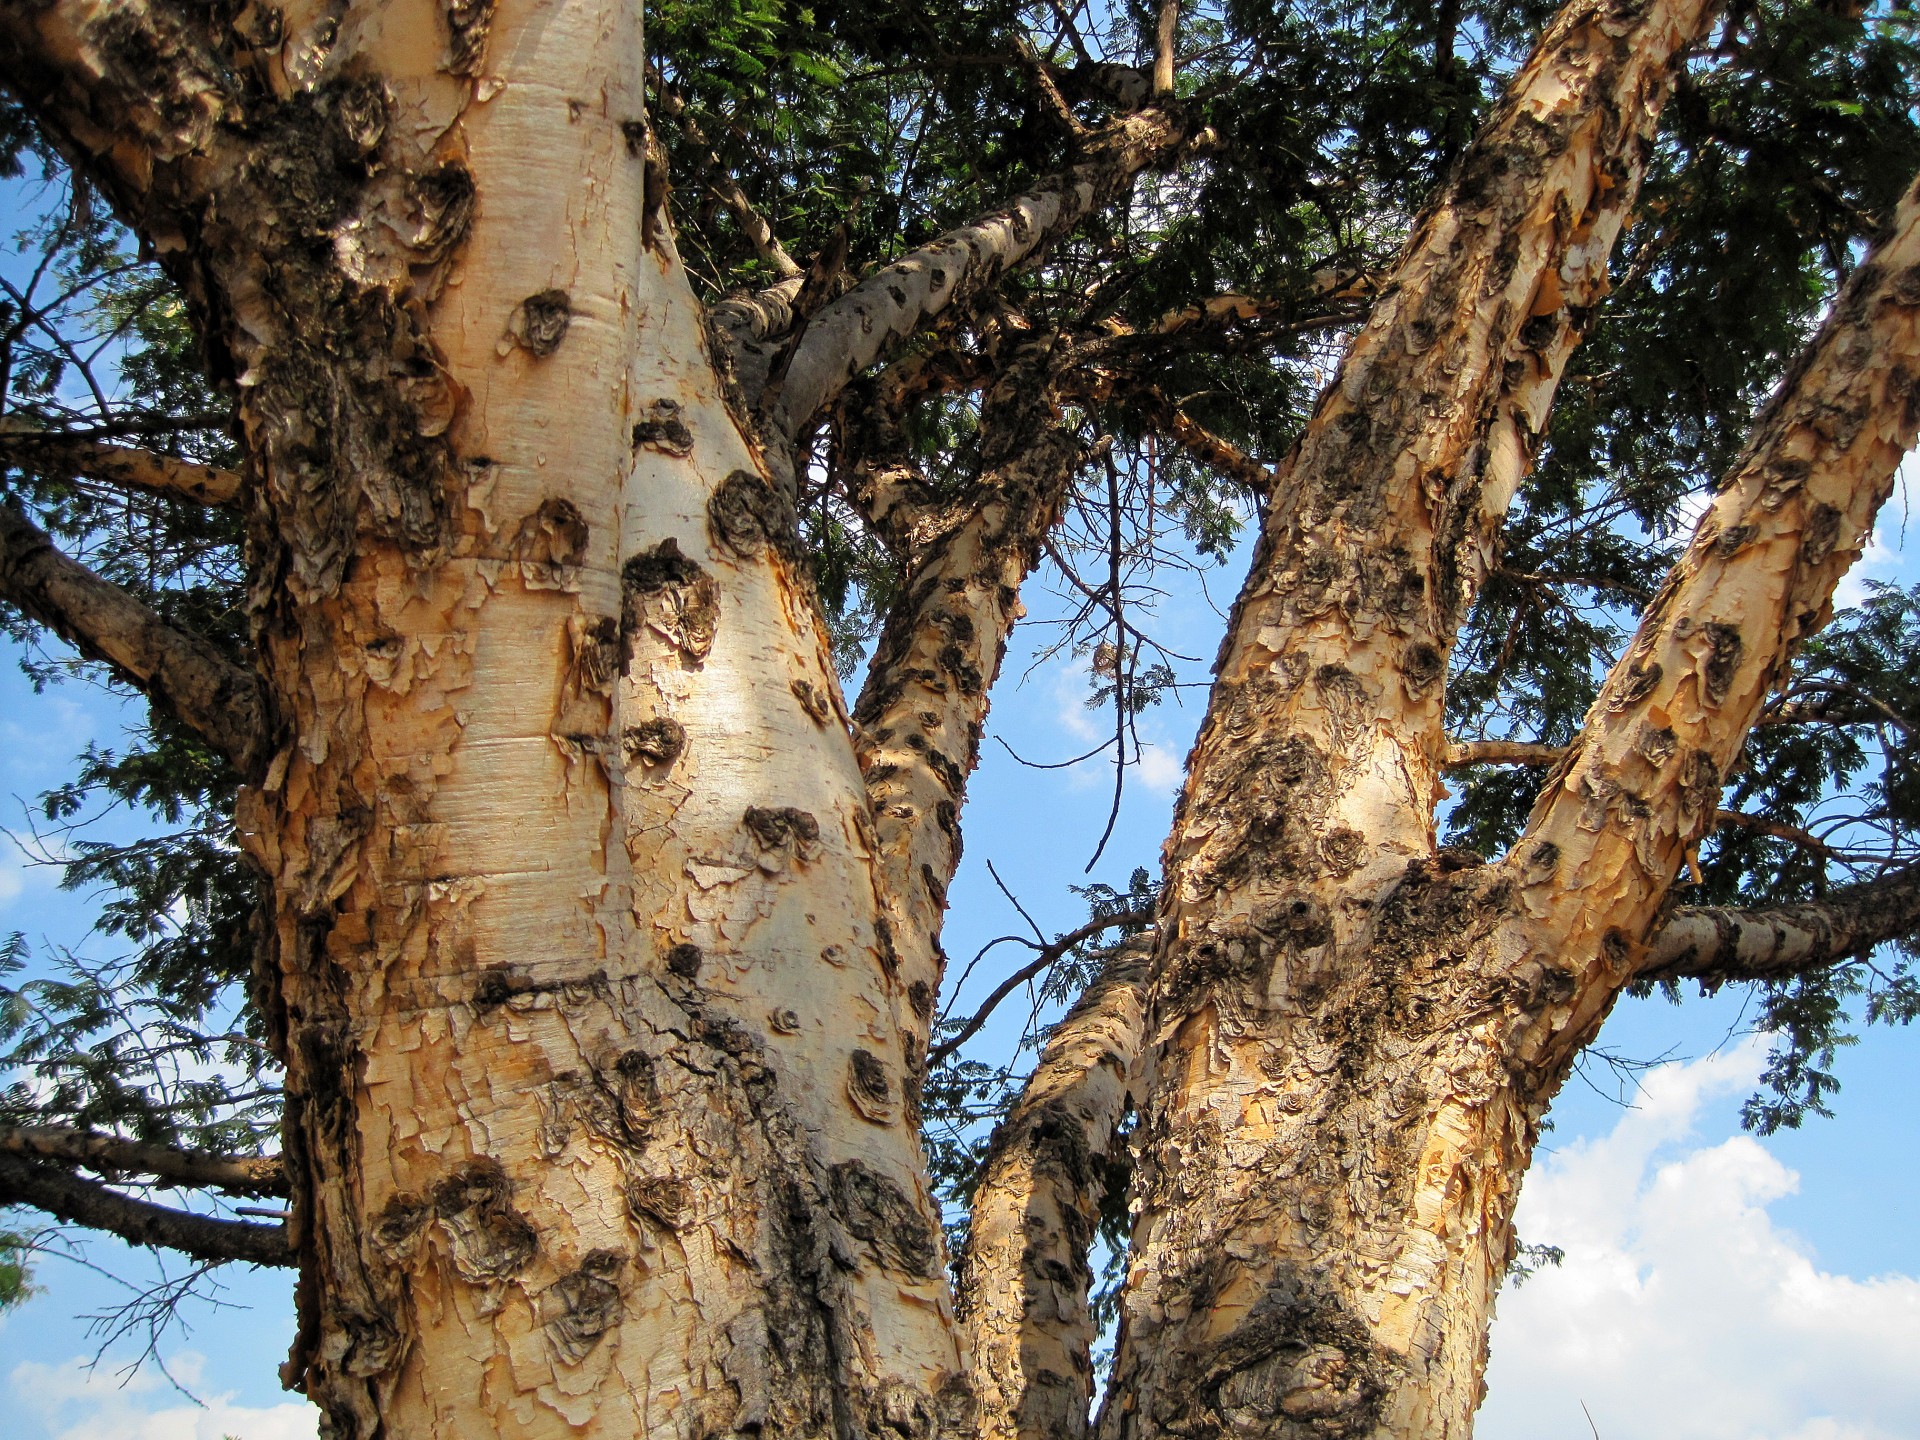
[853,341,1095,1084]
[653,80,804,280]
[1109,0,1731,1414]
[1153,0,1180,96]
[0,1152,293,1267]
[958,937,1151,1440]
[1513,166,1920,1043]
[1097,376,1278,493]
[0,505,268,773]
[0,1125,286,1198]
[1444,688,1911,771]
[1443,739,1564,769]
[760,106,1194,444]
[1,424,242,507]
[1642,860,1920,986]
[928,906,1154,1068]
[1709,807,1844,858]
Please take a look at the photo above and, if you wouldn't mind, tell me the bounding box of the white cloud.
[1134,739,1187,796]
[8,1354,317,1440]
[1035,656,1191,797]
[1049,654,1104,746]
[1478,1044,1920,1440]
[1834,452,1916,612]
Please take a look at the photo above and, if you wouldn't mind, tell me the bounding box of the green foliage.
[1504,1238,1566,1289]
[0,1227,37,1309]
[1,152,263,1162]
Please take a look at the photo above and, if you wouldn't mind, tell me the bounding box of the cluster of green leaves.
[0,1227,37,1309]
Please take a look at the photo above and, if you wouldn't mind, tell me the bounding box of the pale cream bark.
[2,1,966,1436]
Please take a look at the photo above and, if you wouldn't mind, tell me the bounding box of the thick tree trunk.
[1102,0,1724,1434]
[4,2,967,1436]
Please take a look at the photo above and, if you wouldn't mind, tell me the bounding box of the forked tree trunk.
[1103,5,1920,1438]
[8,0,1920,1437]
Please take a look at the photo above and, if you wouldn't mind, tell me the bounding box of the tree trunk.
[1,1,968,1436]
[1103,9,1920,1436]
[10,0,1920,1437]
[1101,0,1727,1433]
[959,938,1149,1440]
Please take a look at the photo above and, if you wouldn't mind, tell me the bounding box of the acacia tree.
[2,0,1919,1436]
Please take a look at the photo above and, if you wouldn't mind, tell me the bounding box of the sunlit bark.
[1107,0,1728,1433]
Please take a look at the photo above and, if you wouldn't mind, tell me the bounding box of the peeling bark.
[4,2,968,1436]
[12,0,1914,1436]
[960,938,1150,1440]
[1107,0,1724,1434]
[1514,171,1920,1045]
